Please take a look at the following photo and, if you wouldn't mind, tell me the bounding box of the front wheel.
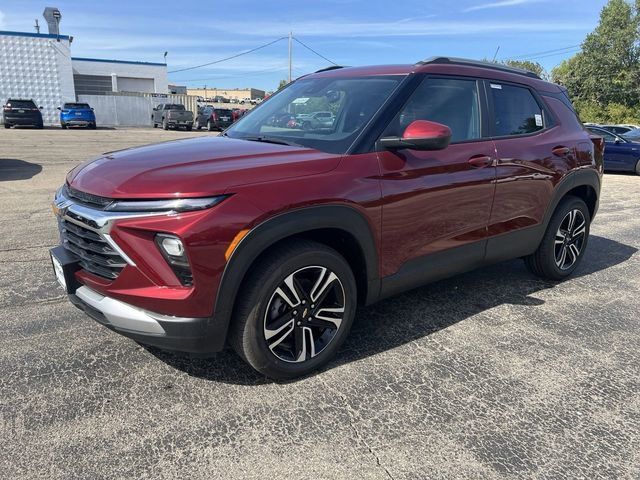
[162,119,169,130]
[525,196,591,280]
[635,159,640,175]
[230,241,357,380]
[3,123,10,129]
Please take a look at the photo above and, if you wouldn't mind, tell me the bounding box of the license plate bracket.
[50,246,81,294]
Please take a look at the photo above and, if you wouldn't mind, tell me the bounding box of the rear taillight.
[211,112,218,121]
[3,107,10,112]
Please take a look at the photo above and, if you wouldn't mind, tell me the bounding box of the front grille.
[64,184,113,209]
[59,218,126,280]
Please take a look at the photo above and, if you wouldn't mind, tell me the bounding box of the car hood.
[67,136,340,198]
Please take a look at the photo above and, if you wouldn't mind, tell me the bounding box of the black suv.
[3,99,44,129]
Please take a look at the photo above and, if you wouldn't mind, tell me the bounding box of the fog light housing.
[155,234,193,286]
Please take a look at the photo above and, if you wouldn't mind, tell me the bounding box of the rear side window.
[383,77,481,143]
[490,84,544,136]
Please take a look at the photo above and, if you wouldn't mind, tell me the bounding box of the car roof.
[309,57,562,93]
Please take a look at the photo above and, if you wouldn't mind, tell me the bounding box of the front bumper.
[69,285,225,353]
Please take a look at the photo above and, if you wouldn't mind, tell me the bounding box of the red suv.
[51,58,603,379]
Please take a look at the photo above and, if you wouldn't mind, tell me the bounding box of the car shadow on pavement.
[0,159,43,181]
[147,235,637,385]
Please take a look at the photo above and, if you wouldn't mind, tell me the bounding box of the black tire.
[186,124,192,131]
[162,118,169,130]
[36,123,44,129]
[4,123,10,129]
[525,195,591,280]
[152,118,157,128]
[89,123,97,130]
[635,159,640,175]
[229,240,357,380]
[207,120,214,132]
[196,123,202,130]
[61,123,67,129]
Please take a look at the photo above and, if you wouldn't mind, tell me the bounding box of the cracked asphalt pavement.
[1,128,639,479]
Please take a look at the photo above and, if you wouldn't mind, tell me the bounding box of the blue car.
[587,126,640,175]
[58,102,96,129]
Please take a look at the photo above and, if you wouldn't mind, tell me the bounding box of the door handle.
[468,155,494,168]
[552,146,571,156]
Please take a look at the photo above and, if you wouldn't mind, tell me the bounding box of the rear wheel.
[230,240,357,380]
[525,196,590,280]
[186,124,192,131]
[89,123,96,129]
[4,123,10,129]
[61,123,67,129]
[162,118,169,130]
[207,120,214,131]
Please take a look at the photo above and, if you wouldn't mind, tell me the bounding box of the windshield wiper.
[241,136,302,147]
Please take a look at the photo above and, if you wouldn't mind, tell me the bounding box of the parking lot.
[1,127,638,479]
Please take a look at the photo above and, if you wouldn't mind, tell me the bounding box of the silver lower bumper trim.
[75,286,170,335]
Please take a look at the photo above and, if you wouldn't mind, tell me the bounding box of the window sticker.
[490,83,502,89]
[534,114,543,127]
[292,97,310,104]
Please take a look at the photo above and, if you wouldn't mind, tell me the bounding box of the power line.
[505,44,581,61]
[292,37,339,66]
[180,65,288,84]
[168,37,287,74]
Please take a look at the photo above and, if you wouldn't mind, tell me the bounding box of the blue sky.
[0,0,609,90]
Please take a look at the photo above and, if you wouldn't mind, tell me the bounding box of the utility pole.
[288,31,293,83]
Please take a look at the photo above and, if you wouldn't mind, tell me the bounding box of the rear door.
[486,81,574,259]
[378,76,497,279]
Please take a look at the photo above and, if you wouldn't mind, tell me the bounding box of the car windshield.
[225,75,405,154]
[63,103,90,109]
[8,100,36,108]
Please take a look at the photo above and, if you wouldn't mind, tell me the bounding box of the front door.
[377,76,497,282]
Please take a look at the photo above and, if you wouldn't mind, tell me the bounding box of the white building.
[0,31,75,124]
[0,30,168,125]
[72,57,168,95]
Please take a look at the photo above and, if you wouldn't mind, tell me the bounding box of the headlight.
[105,195,228,212]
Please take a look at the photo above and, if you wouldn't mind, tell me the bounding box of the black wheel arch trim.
[209,204,380,348]
[543,168,601,227]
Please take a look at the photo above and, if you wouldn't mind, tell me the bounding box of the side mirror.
[39,106,43,109]
[57,107,61,110]
[379,120,452,151]
[614,138,621,144]
[91,108,94,111]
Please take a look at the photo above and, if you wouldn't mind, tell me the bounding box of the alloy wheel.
[263,266,345,363]
[554,209,587,270]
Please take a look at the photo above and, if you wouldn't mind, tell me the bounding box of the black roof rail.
[416,56,542,80]
[314,65,345,73]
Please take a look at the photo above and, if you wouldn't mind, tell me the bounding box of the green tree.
[551,0,640,122]
[502,60,547,79]
[277,79,289,90]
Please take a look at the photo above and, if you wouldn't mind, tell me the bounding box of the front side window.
[225,75,405,154]
[587,128,617,142]
[382,77,481,143]
[491,84,544,136]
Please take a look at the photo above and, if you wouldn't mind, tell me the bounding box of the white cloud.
[463,0,539,13]
[209,18,582,38]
